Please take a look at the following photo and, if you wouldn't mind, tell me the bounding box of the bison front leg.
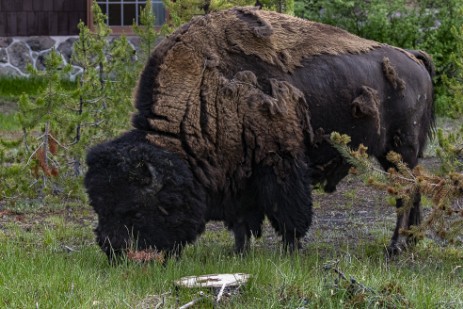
[387,191,422,255]
[255,164,313,252]
[229,196,265,253]
[232,221,252,253]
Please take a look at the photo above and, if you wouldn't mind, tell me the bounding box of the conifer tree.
[13,49,74,197]
[162,0,294,30]
[132,0,161,69]
[0,1,159,201]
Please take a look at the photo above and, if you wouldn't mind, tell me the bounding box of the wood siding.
[0,0,87,36]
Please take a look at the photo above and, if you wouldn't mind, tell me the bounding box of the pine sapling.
[330,132,463,246]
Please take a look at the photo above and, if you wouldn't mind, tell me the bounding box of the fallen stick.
[178,293,206,309]
[215,282,227,304]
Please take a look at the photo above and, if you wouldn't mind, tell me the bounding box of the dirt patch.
[0,100,18,114]
[206,155,452,251]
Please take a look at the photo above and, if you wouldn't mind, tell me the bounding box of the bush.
[295,0,463,117]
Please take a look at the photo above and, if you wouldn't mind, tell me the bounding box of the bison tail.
[407,49,436,134]
[408,50,435,79]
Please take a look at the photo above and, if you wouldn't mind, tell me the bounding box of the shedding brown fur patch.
[148,7,379,140]
[382,57,406,92]
[351,86,381,135]
[225,7,380,72]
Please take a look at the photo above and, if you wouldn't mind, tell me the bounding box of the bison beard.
[85,7,434,261]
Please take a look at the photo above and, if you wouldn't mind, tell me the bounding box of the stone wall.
[0,36,141,81]
[0,36,81,80]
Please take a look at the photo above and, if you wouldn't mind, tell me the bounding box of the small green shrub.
[162,0,295,31]
[436,125,463,174]
[162,0,256,30]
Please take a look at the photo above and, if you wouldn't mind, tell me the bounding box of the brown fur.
[351,86,381,135]
[140,7,382,190]
[382,57,406,92]
[147,68,310,190]
[222,8,380,71]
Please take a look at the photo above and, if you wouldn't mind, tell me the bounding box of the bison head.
[84,130,206,262]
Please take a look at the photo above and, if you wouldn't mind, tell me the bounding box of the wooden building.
[0,0,166,36]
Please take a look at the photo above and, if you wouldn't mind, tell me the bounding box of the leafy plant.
[162,0,255,30]
[436,126,463,174]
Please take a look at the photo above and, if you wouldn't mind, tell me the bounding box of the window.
[94,0,166,32]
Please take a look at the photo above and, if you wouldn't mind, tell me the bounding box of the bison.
[84,7,434,260]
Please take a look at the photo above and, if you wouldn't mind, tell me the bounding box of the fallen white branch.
[178,292,205,309]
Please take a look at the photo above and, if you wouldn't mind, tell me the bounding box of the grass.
[0,76,76,97]
[0,113,20,131]
[0,76,77,132]
[0,205,463,309]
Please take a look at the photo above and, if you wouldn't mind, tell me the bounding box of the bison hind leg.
[387,192,422,256]
[378,151,423,256]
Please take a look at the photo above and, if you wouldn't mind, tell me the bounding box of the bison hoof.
[283,239,302,254]
[386,236,418,257]
[385,243,407,257]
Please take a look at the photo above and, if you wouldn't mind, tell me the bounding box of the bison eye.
[119,210,142,219]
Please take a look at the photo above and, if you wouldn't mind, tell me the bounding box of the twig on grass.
[178,292,206,309]
[323,260,376,294]
[215,282,227,304]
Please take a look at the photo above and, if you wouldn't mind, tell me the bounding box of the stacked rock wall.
[0,36,80,79]
[0,36,141,80]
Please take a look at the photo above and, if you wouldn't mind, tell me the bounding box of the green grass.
[0,113,20,131]
[0,76,77,132]
[1,214,462,308]
[0,76,76,97]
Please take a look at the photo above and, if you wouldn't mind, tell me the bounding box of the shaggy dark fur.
[85,130,312,259]
[85,7,434,260]
[84,130,207,258]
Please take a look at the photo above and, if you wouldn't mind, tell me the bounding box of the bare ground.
[0,155,459,254]
[242,171,397,252]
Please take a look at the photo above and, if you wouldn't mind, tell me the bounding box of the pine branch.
[330,131,463,243]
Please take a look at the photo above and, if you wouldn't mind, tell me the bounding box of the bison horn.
[146,163,164,194]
